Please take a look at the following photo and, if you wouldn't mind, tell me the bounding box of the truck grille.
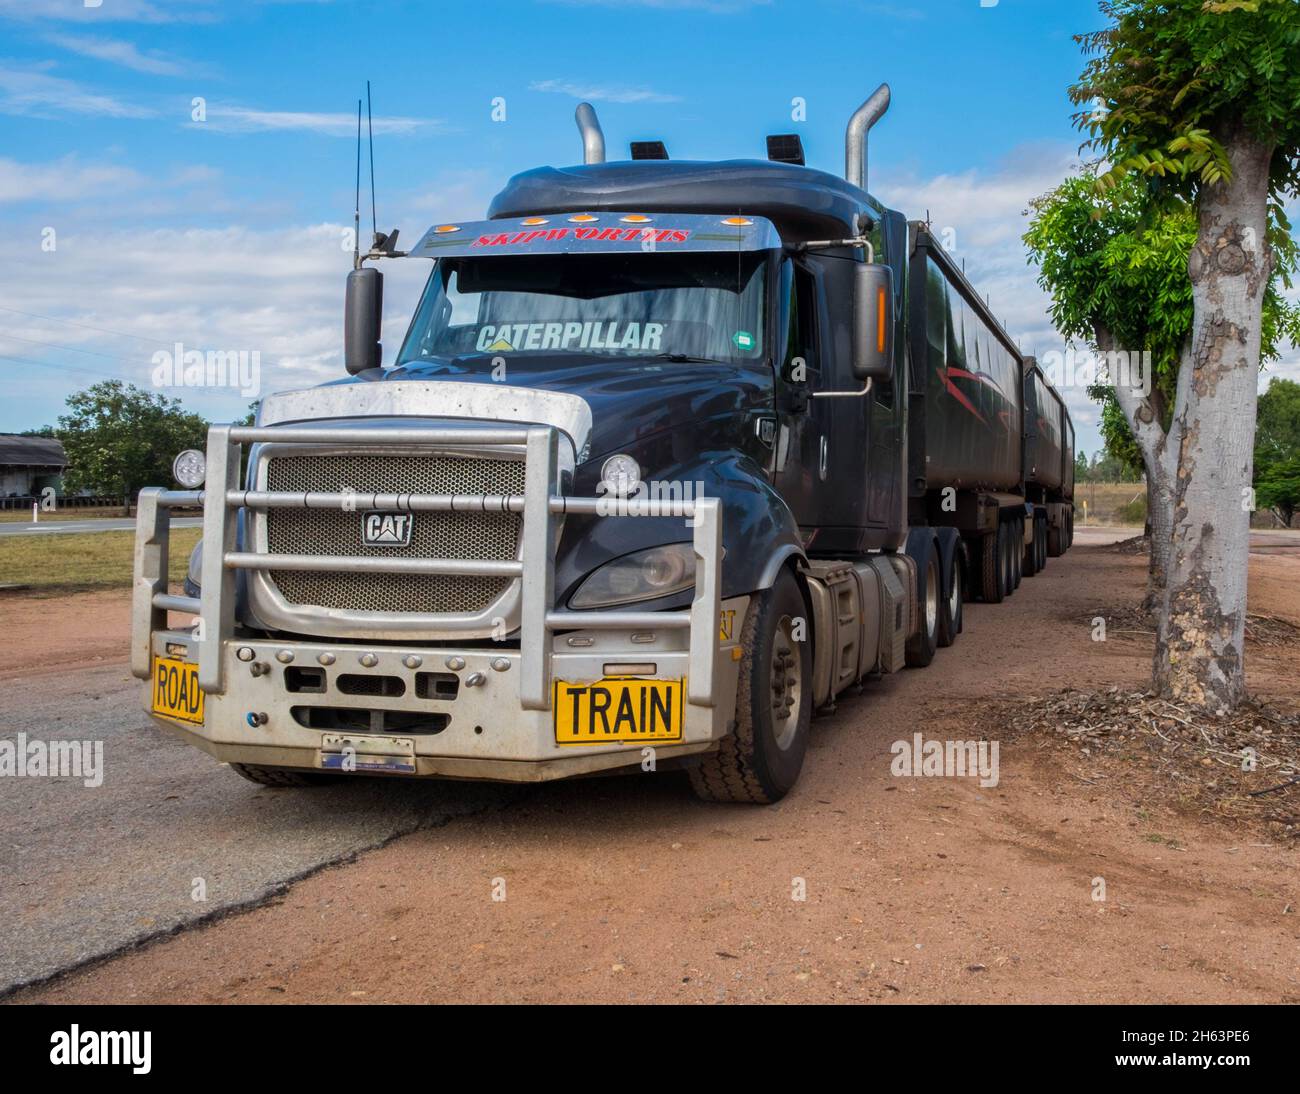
[263,452,525,615]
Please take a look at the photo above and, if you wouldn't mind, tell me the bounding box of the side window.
[784,262,820,384]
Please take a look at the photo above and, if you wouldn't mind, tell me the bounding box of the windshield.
[396,250,767,365]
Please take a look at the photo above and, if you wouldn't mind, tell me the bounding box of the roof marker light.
[568,214,599,223]
[619,214,653,223]
[520,217,549,226]
[722,216,754,226]
[433,224,461,234]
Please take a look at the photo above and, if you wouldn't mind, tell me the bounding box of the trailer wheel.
[906,547,941,667]
[1023,515,1041,577]
[230,763,335,788]
[1011,518,1024,589]
[979,529,1004,603]
[1000,522,1015,597]
[937,545,962,648]
[689,569,811,804]
[1047,520,1063,558]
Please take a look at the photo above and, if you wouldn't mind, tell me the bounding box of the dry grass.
[0,527,199,593]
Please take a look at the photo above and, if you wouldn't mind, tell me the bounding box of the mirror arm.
[793,239,874,263]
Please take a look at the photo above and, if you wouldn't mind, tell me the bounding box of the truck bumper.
[133,421,735,784]
[142,604,749,783]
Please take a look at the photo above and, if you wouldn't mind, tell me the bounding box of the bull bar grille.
[264,453,525,615]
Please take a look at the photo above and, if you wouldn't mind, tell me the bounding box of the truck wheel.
[906,548,941,667]
[1037,517,1048,571]
[937,545,962,648]
[979,529,1004,603]
[230,763,334,787]
[1011,518,1024,589]
[689,569,811,804]
[1047,522,1063,558]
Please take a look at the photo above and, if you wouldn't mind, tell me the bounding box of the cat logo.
[362,512,413,547]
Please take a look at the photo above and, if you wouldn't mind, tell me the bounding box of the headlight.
[600,453,641,498]
[172,449,206,488]
[570,543,696,609]
[184,539,203,597]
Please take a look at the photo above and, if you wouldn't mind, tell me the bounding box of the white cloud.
[0,154,146,202]
[530,79,681,105]
[0,61,154,118]
[44,32,189,76]
[0,0,212,23]
[200,104,443,136]
[0,170,493,431]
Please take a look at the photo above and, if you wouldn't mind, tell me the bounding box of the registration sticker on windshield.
[732,330,754,350]
[475,321,664,353]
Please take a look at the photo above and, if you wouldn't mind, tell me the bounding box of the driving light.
[172,448,206,488]
[570,543,696,609]
[600,453,641,498]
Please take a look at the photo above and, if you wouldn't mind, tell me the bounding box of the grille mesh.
[263,452,525,615]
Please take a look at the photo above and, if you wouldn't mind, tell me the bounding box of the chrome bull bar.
[131,422,722,712]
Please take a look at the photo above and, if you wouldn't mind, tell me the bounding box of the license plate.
[151,656,204,724]
[553,677,684,745]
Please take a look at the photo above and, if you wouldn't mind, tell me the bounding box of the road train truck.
[133,86,1073,803]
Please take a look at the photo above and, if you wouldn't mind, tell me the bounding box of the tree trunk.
[1099,324,1178,615]
[1153,126,1274,712]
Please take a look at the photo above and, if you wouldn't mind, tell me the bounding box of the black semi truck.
[133,84,1073,804]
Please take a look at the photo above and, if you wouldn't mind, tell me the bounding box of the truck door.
[771,256,873,549]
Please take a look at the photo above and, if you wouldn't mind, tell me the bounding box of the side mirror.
[344,266,384,374]
[852,262,894,383]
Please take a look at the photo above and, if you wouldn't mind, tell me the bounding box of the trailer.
[132,84,1073,804]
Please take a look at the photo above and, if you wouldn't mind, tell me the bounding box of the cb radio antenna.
[352,98,362,268]
[366,80,377,240]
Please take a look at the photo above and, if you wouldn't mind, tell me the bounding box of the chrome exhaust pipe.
[575,102,606,165]
[845,83,891,191]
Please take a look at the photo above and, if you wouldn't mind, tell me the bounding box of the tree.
[1069,0,1300,711]
[1025,167,1298,607]
[1254,377,1300,525]
[55,381,209,512]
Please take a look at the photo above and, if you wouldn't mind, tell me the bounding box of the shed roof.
[0,433,67,467]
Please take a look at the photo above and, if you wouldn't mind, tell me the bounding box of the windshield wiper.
[650,352,733,365]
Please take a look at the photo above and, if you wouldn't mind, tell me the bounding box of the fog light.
[600,453,641,498]
[172,449,206,488]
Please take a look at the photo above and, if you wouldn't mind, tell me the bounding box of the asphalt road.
[0,518,202,537]
[0,663,514,994]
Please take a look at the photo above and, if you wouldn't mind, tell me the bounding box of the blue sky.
[0,0,1294,458]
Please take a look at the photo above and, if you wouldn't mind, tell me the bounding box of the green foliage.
[1254,377,1300,524]
[1255,455,1300,526]
[54,380,209,500]
[1072,0,1300,200]
[1025,164,1299,471]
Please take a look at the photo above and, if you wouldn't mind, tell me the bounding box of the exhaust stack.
[575,102,606,164]
[844,83,891,191]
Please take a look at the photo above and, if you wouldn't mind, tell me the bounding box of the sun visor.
[411,212,781,258]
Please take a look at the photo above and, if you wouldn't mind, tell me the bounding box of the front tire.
[689,569,812,804]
